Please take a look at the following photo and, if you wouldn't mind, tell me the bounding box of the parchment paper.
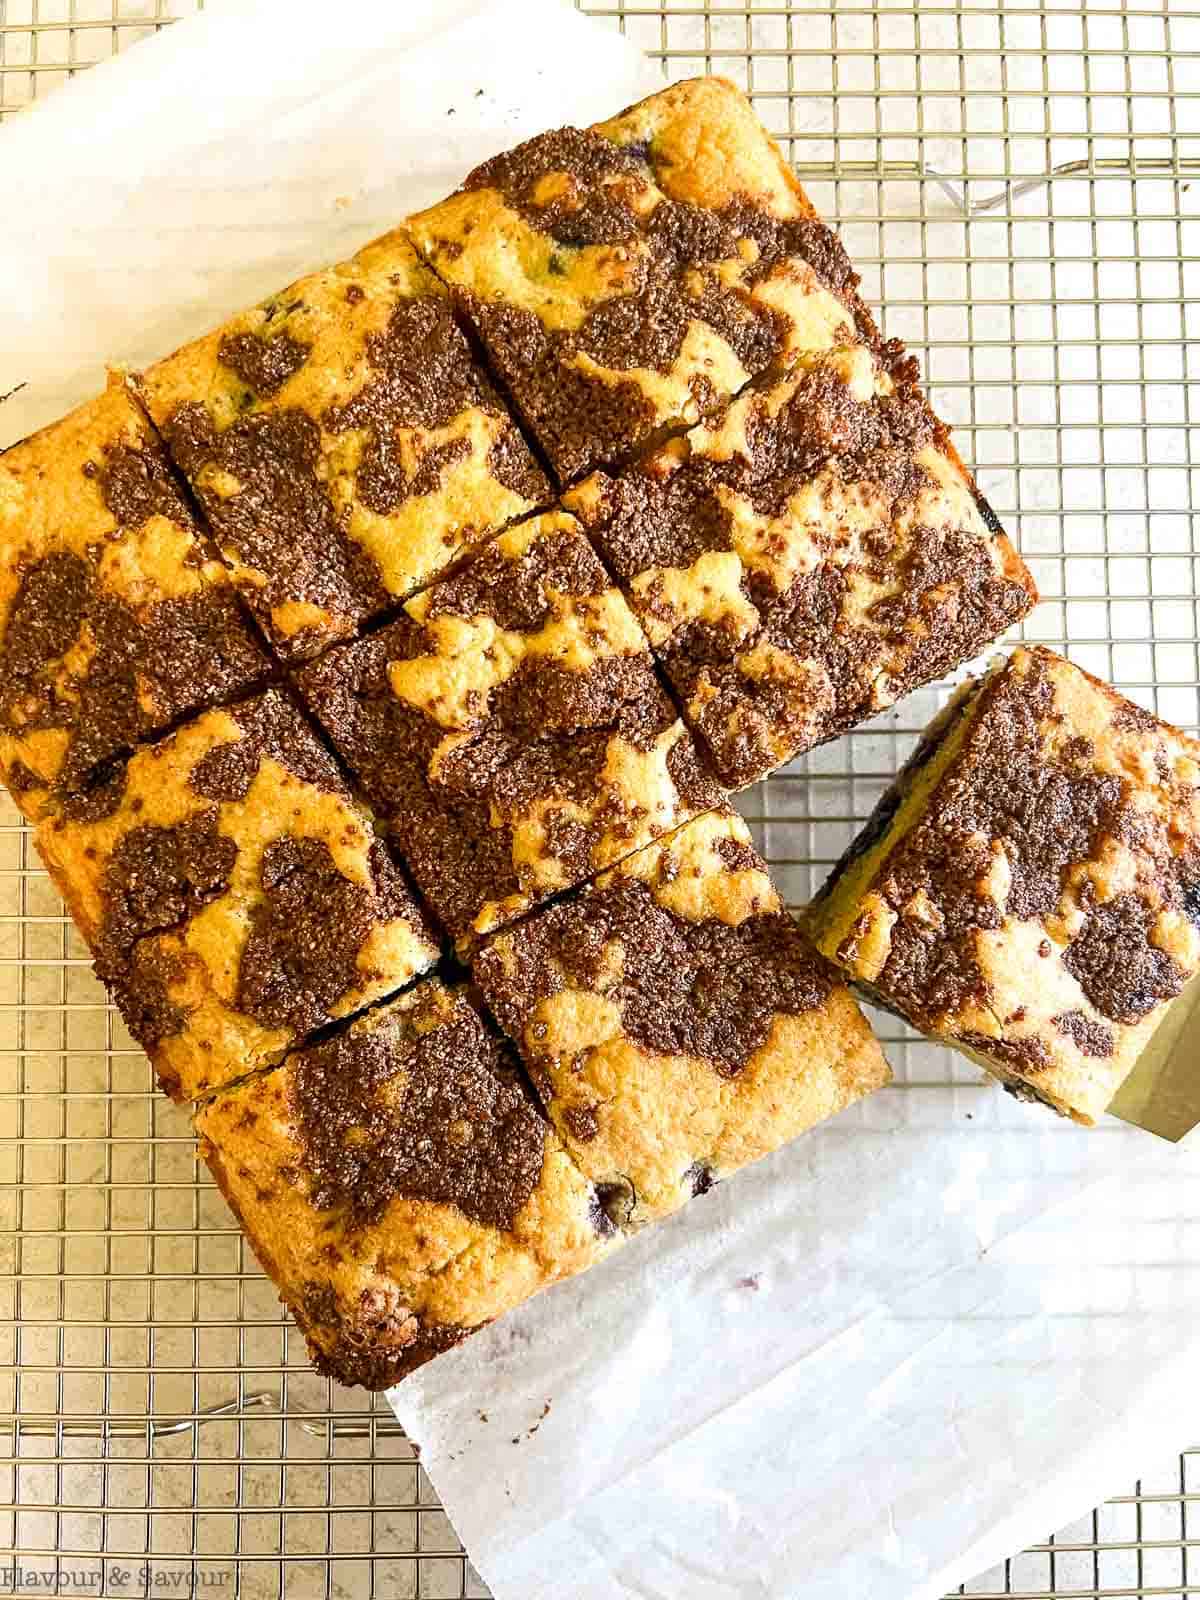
[0,0,661,444]
[3,4,1197,1597]
[393,1110,1200,1599]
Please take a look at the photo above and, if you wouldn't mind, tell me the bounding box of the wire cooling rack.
[0,1,1198,1595]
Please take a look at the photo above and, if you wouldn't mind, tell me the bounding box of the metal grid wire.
[0,0,1198,1595]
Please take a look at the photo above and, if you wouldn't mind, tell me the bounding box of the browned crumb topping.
[322,296,546,515]
[423,521,605,629]
[235,835,421,1036]
[488,426,550,504]
[1061,893,1186,1027]
[464,297,662,487]
[96,810,237,966]
[733,348,927,504]
[98,439,193,529]
[960,1033,1052,1074]
[286,988,546,1231]
[447,126,875,481]
[464,128,651,243]
[218,331,311,399]
[634,374,920,556]
[78,692,429,1049]
[595,364,1029,788]
[298,620,715,941]
[163,403,389,659]
[188,692,348,803]
[476,875,835,1080]
[163,296,546,655]
[296,519,719,939]
[870,653,1195,1033]
[1052,1010,1116,1059]
[561,1103,600,1142]
[6,759,46,795]
[714,834,762,875]
[300,1285,467,1391]
[106,942,195,1055]
[0,444,265,798]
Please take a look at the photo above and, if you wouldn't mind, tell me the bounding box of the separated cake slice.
[407,77,877,484]
[34,688,439,1101]
[566,345,1036,789]
[194,979,618,1389]
[0,380,268,820]
[296,510,721,949]
[807,646,1200,1124]
[474,808,891,1229]
[138,229,548,662]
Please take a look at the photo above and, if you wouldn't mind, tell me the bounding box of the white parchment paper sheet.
[393,1115,1200,1599]
[2,4,1197,1596]
[0,0,660,444]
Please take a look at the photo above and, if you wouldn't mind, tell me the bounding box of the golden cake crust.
[810,646,1200,1124]
[475,809,890,1227]
[35,689,438,1101]
[194,982,616,1389]
[0,381,266,820]
[594,77,883,347]
[407,78,872,484]
[594,75,818,218]
[138,229,548,660]
[296,510,721,948]
[567,346,1037,788]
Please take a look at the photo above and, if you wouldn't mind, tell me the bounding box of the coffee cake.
[567,345,1036,788]
[475,808,890,1227]
[808,647,1200,1124]
[0,381,267,819]
[35,689,439,1101]
[296,511,721,947]
[195,980,617,1388]
[138,229,548,661]
[407,77,877,484]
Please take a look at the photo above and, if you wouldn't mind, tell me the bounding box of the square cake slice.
[407,77,876,484]
[566,345,1037,789]
[138,228,548,662]
[195,972,620,1388]
[474,808,891,1228]
[296,510,721,948]
[0,381,268,820]
[807,646,1200,1124]
[195,980,617,1389]
[34,689,439,1101]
